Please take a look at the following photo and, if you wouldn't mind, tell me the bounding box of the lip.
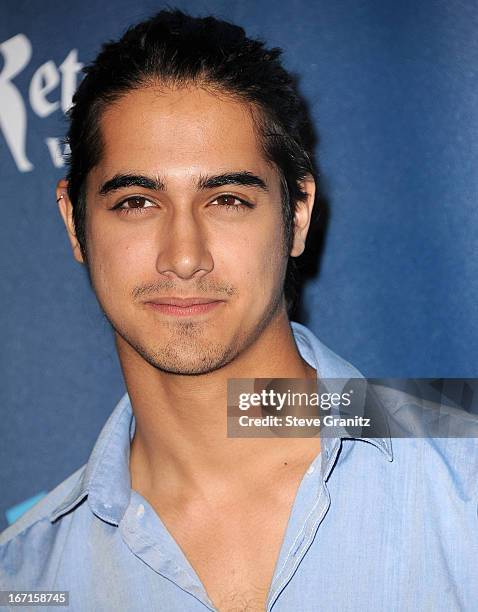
[145,297,225,316]
[147,297,223,307]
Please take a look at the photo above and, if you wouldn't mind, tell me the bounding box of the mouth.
[144,297,225,317]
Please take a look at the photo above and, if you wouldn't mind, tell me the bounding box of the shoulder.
[381,388,478,501]
[374,381,478,438]
[0,465,86,584]
[385,436,478,516]
[0,465,86,546]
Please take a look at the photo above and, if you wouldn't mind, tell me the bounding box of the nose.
[156,209,214,280]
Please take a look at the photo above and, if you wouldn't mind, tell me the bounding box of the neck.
[119,310,320,503]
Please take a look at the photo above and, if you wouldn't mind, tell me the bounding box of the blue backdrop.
[1,0,477,530]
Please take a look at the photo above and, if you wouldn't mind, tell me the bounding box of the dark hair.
[65,8,318,312]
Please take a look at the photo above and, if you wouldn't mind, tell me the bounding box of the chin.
[151,362,229,376]
[136,340,237,376]
[146,352,234,376]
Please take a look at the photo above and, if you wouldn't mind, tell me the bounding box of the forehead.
[94,85,271,183]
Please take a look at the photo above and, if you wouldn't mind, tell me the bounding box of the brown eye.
[120,197,154,209]
[113,197,156,213]
[126,197,146,208]
[216,195,239,207]
[212,195,253,210]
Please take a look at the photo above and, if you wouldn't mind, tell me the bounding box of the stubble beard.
[107,284,286,376]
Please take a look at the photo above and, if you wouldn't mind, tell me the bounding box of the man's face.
[78,85,293,375]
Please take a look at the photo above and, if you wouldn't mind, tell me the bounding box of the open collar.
[50,321,392,524]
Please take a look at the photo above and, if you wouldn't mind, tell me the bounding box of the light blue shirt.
[1,321,478,611]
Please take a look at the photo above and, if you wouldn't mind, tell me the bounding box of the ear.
[289,175,316,257]
[56,178,85,264]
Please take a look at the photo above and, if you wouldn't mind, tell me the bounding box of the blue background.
[1,0,477,530]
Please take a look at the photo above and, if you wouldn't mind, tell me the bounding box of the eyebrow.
[98,171,268,196]
[98,174,165,196]
[197,171,268,192]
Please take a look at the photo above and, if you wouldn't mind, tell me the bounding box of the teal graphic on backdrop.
[6,491,47,525]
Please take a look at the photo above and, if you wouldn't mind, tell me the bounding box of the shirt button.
[136,503,145,518]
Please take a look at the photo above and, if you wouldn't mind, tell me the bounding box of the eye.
[112,196,157,214]
[211,195,254,211]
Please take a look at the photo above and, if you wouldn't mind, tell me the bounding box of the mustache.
[131,279,237,300]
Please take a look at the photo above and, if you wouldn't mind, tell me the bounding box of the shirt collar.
[50,321,392,524]
[290,321,393,481]
[291,321,393,464]
[49,393,135,524]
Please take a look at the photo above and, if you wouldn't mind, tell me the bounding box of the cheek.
[218,223,286,297]
[86,218,155,296]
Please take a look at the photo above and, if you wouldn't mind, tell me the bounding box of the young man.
[1,9,477,612]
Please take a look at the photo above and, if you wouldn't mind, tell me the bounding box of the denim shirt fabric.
[1,321,478,611]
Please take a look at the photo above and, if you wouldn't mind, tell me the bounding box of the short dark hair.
[65,8,317,312]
